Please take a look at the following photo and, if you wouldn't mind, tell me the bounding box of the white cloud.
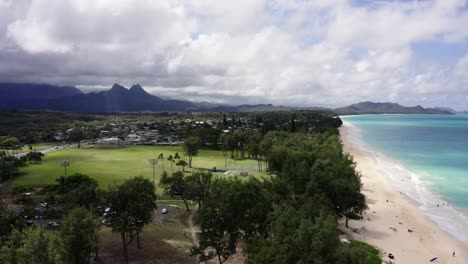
[0,0,468,109]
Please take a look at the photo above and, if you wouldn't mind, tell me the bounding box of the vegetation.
[0,203,100,264]
[24,151,44,163]
[12,145,264,188]
[160,171,212,212]
[0,225,61,264]
[183,137,199,168]
[107,176,157,262]
[0,110,379,263]
[59,208,100,264]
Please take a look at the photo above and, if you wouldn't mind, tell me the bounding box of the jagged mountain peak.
[110,83,127,92]
[129,84,148,95]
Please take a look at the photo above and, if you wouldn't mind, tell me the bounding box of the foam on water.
[343,121,468,244]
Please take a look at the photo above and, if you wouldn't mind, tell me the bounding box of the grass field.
[14,144,265,190]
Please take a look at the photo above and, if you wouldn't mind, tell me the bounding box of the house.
[125,134,141,144]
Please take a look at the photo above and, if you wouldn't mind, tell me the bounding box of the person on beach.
[453,251,455,257]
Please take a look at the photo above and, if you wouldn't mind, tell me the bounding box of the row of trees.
[0,151,43,182]
[193,130,374,263]
[0,156,25,181]
[182,111,342,151]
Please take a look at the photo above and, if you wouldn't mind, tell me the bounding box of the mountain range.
[0,82,454,115]
[334,101,453,115]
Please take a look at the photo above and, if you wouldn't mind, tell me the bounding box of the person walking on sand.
[453,251,455,257]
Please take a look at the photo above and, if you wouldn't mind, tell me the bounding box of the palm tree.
[167,155,174,173]
[174,153,180,171]
[158,153,165,172]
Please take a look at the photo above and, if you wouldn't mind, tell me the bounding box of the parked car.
[161,208,168,214]
[48,220,60,228]
[101,219,112,226]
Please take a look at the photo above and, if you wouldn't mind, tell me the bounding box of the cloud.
[0,0,468,109]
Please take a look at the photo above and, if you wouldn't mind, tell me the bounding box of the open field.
[14,144,266,190]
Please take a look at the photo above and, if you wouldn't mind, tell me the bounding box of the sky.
[0,0,468,109]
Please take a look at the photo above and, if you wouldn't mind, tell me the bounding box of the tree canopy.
[107,176,157,262]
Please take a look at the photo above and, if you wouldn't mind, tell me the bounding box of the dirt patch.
[99,232,196,264]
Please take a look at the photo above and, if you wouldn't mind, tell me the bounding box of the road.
[13,144,73,158]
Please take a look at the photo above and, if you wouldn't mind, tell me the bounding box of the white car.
[48,221,60,228]
[161,208,168,214]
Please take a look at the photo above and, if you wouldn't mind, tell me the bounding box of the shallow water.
[342,114,468,244]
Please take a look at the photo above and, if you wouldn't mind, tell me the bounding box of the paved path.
[188,206,199,247]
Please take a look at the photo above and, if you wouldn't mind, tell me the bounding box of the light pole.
[61,160,70,177]
[148,158,159,187]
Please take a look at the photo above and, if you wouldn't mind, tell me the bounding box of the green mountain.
[334,101,453,115]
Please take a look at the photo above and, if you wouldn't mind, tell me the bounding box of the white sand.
[340,125,468,264]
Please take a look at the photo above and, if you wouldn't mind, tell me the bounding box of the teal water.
[342,114,468,243]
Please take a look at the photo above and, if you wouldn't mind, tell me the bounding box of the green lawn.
[14,144,265,189]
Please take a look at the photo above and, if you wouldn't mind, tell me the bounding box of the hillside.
[0,83,82,109]
[334,101,453,115]
[46,84,200,113]
[0,83,456,114]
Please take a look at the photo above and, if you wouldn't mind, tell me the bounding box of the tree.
[17,226,61,264]
[247,203,340,264]
[246,132,262,159]
[160,171,191,212]
[68,128,85,148]
[167,155,174,173]
[158,153,165,172]
[176,160,188,172]
[309,154,367,228]
[0,200,24,244]
[25,151,44,163]
[183,137,199,168]
[185,171,212,209]
[108,176,156,262]
[50,174,99,209]
[59,208,100,264]
[195,178,271,263]
[0,137,20,155]
[0,156,26,181]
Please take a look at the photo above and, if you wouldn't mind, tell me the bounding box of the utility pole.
[61,160,70,177]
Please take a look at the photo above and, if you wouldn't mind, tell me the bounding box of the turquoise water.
[342,114,468,243]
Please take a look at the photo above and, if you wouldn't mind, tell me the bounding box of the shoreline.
[340,124,468,264]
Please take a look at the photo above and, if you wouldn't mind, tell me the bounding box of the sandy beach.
[340,125,468,264]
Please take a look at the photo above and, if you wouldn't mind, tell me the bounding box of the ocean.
[342,114,468,244]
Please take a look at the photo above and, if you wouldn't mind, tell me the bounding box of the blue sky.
[0,0,467,109]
